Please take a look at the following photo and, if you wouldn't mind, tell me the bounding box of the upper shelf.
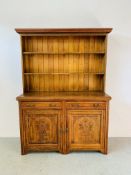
[24,72,105,75]
[15,28,112,34]
[23,51,105,55]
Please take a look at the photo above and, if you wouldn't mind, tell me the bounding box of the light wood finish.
[21,35,107,92]
[16,28,112,155]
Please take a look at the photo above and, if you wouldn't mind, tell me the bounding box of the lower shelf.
[23,74,104,92]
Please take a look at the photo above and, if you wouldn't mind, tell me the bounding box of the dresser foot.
[100,148,108,154]
[21,148,27,155]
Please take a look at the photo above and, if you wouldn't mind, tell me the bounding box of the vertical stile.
[41,37,44,91]
[37,37,40,91]
[88,36,91,92]
[88,37,90,90]
[103,35,107,91]
[62,101,66,153]
[36,37,39,91]
[21,36,25,92]
[57,38,60,91]
[77,37,80,91]
[72,37,75,91]
[23,37,27,73]
[61,38,64,91]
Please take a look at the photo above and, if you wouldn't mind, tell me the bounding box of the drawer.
[66,102,106,109]
[21,102,61,109]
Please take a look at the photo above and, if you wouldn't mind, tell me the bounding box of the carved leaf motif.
[72,115,100,144]
[78,118,94,135]
[28,114,58,144]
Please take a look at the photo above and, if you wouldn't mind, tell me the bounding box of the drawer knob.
[93,103,99,107]
[71,104,80,107]
[27,103,35,107]
[49,103,57,107]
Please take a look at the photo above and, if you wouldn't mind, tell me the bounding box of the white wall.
[0,0,131,137]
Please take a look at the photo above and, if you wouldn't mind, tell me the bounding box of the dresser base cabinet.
[17,96,110,155]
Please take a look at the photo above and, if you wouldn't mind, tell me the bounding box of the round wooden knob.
[93,103,99,107]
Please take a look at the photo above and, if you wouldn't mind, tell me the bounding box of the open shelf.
[22,36,106,53]
[23,52,105,55]
[23,54,105,73]
[24,72,105,75]
[24,73,104,92]
[21,35,107,93]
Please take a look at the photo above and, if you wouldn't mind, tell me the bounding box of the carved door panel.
[23,109,62,151]
[67,110,104,151]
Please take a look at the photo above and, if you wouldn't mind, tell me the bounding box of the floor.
[0,138,131,175]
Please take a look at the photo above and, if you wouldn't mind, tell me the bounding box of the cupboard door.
[67,110,104,152]
[23,109,62,152]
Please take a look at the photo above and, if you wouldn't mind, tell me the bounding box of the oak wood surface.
[16,28,112,154]
[16,91,111,101]
[67,110,104,150]
[22,35,107,92]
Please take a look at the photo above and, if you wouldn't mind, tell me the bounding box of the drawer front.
[21,102,62,109]
[66,102,106,109]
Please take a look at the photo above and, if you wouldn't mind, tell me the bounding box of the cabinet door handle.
[59,128,69,134]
